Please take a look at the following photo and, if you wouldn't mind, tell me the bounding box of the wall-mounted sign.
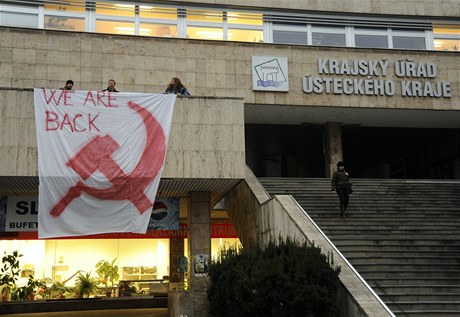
[2,196,179,233]
[303,57,452,98]
[5,197,38,232]
[252,56,289,92]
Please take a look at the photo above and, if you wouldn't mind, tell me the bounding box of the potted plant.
[95,258,119,297]
[0,251,22,302]
[48,281,71,299]
[15,275,46,301]
[74,272,99,299]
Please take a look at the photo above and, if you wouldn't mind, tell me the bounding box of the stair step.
[259,177,460,317]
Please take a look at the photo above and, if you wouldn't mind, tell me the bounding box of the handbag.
[348,183,353,194]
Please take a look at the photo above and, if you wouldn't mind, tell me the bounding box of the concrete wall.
[226,167,394,317]
[167,0,460,17]
[0,89,246,178]
[1,27,458,113]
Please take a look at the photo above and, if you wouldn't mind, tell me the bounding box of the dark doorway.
[246,124,460,179]
[343,127,460,179]
[245,124,325,177]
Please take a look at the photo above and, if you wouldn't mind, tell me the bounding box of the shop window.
[140,23,177,37]
[187,26,224,40]
[139,6,177,20]
[45,16,85,31]
[434,25,460,51]
[96,20,135,35]
[96,2,135,17]
[228,28,263,42]
[273,30,307,45]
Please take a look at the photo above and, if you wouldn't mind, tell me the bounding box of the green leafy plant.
[14,275,46,301]
[0,251,22,300]
[74,272,99,298]
[46,281,72,299]
[95,258,119,297]
[208,237,341,317]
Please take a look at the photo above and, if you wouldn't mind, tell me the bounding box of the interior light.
[114,4,135,9]
[196,30,223,39]
[114,26,152,35]
[434,40,444,47]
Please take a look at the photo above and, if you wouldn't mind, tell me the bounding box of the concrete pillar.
[169,238,185,283]
[187,191,211,316]
[324,122,343,177]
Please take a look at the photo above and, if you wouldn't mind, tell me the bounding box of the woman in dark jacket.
[331,161,351,219]
[164,77,190,96]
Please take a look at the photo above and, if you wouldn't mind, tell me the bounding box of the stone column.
[188,191,211,316]
[324,122,343,178]
[169,238,185,283]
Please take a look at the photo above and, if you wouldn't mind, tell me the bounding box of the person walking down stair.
[331,161,352,219]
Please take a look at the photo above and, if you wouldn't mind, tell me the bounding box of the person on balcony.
[60,80,74,90]
[102,79,119,92]
[164,77,190,96]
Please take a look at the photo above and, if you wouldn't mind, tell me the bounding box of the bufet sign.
[34,89,176,238]
[5,197,38,232]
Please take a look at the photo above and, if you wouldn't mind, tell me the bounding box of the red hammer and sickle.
[50,101,166,217]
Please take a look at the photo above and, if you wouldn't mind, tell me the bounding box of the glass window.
[434,39,460,51]
[96,2,135,17]
[434,26,460,35]
[393,36,426,49]
[45,1,86,13]
[140,23,177,37]
[228,29,263,42]
[0,11,38,28]
[139,6,177,20]
[187,26,223,40]
[355,34,388,48]
[273,30,307,44]
[186,9,222,23]
[433,25,460,51]
[45,16,85,31]
[227,12,262,26]
[312,32,346,46]
[96,20,135,35]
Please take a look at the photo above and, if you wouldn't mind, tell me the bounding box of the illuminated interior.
[44,1,86,13]
[44,16,85,31]
[227,12,263,25]
[1,237,240,289]
[96,20,135,35]
[140,23,177,37]
[96,2,135,17]
[140,6,177,20]
[186,9,223,23]
[433,39,460,51]
[187,26,224,40]
[228,29,263,42]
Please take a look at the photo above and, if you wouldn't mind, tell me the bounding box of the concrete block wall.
[0,27,458,113]
[168,0,460,17]
[0,89,246,179]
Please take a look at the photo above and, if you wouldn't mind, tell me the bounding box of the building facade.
[0,0,459,315]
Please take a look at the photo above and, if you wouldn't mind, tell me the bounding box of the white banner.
[34,89,176,238]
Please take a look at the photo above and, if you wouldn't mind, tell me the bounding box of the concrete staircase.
[258,178,460,317]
